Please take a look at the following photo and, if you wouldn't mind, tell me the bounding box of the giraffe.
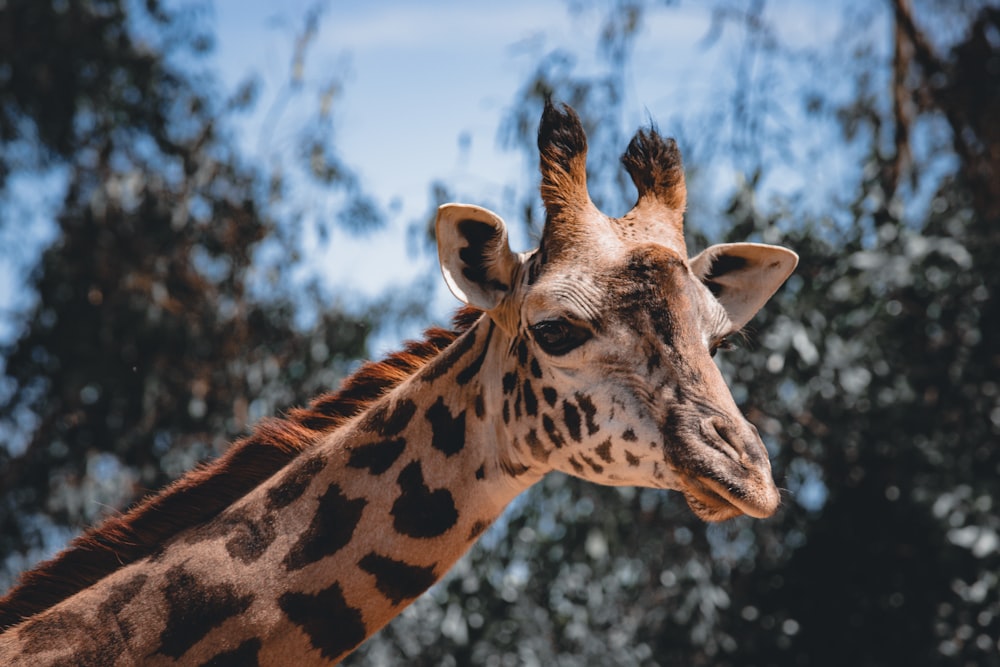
[0,101,797,665]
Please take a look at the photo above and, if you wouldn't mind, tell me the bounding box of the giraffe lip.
[681,473,779,522]
[664,416,781,520]
[681,479,743,522]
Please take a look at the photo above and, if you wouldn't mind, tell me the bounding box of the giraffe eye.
[528,319,592,356]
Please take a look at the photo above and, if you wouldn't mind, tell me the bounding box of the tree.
[0,0,376,590]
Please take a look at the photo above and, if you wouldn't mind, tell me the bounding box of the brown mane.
[0,307,482,630]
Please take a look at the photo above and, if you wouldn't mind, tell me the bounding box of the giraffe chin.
[682,487,744,522]
[682,476,778,522]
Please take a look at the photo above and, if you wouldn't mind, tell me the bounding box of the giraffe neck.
[0,314,539,665]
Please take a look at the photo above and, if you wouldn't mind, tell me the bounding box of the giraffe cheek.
[524,429,550,463]
[541,414,567,449]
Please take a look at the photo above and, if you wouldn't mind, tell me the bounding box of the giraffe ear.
[436,203,521,311]
[690,242,799,330]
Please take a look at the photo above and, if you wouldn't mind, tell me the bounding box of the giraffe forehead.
[607,244,690,303]
[526,242,692,320]
[523,269,608,322]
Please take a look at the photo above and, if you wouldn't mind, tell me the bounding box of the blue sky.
[208,0,723,320]
[206,0,853,335]
[0,0,863,350]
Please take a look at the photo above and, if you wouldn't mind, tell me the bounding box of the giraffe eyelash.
[710,337,734,357]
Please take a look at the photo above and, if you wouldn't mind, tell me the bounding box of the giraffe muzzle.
[697,416,780,519]
[668,414,781,521]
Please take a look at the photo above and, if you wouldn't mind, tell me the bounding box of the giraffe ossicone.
[0,101,797,665]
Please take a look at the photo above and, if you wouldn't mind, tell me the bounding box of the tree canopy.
[0,0,374,588]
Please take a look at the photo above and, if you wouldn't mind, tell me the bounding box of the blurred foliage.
[0,0,377,588]
[347,1,1000,666]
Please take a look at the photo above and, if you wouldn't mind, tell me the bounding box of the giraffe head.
[436,102,797,522]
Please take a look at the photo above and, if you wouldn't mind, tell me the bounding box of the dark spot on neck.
[468,519,492,541]
[360,399,418,438]
[456,321,495,386]
[19,610,88,655]
[283,483,367,571]
[266,454,326,510]
[347,438,407,475]
[278,582,365,661]
[422,326,479,383]
[358,552,437,606]
[156,565,254,660]
[425,398,466,458]
[224,511,277,564]
[201,638,263,667]
[187,507,277,565]
[391,462,459,538]
[85,573,149,654]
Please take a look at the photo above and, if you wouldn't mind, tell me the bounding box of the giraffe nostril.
[700,416,743,463]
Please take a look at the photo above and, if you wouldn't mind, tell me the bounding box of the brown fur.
[0,307,482,630]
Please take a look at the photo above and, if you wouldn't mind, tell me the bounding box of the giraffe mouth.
[681,478,745,522]
[667,416,781,521]
[682,477,777,523]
